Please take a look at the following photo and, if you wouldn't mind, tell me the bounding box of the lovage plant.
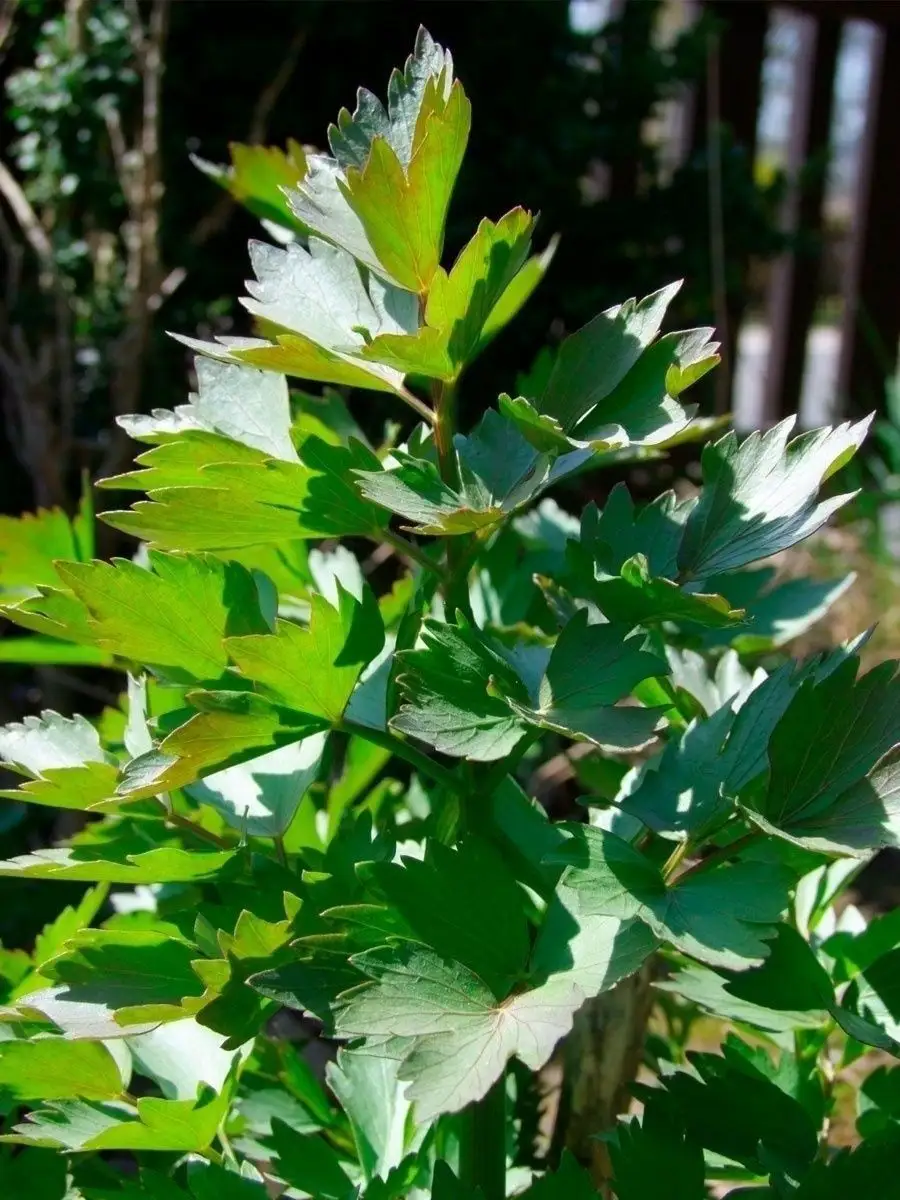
[2,28,900,1200]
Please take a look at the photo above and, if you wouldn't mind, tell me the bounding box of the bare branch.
[247,26,308,145]
[0,0,20,56]
[102,103,137,211]
[189,25,308,250]
[102,0,170,483]
[0,158,55,275]
[0,156,77,459]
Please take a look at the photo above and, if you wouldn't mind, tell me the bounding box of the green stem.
[381,527,448,580]
[274,833,288,868]
[458,1076,506,1200]
[337,719,462,795]
[397,383,436,426]
[479,729,539,801]
[661,838,691,882]
[674,830,761,883]
[432,379,457,483]
[166,811,233,851]
[431,378,474,619]
[217,1120,239,1168]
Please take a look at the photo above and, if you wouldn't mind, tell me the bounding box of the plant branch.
[166,811,234,851]
[430,377,475,618]
[396,383,435,426]
[431,379,456,479]
[380,527,448,579]
[661,838,691,882]
[337,719,462,795]
[189,26,308,249]
[673,829,761,883]
[274,833,288,868]
[0,158,55,268]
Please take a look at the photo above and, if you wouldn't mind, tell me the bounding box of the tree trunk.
[560,959,656,1189]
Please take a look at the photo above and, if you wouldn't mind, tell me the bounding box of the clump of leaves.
[0,27,898,1200]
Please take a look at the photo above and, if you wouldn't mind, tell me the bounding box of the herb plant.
[1,28,899,1200]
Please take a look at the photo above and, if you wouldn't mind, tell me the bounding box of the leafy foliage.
[0,26,892,1200]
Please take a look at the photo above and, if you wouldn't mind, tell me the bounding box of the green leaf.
[858,1065,900,1136]
[187,733,327,837]
[103,436,386,551]
[334,913,650,1123]
[37,928,207,1029]
[392,617,530,760]
[328,26,455,170]
[15,882,111,998]
[269,1118,355,1199]
[0,710,108,776]
[571,487,694,583]
[289,36,470,293]
[677,417,870,579]
[0,842,233,885]
[56,552,268,684]
[193,139,308,230]
[607,1107,706,1200]
[701,567,855,652]
[631,1039,819,1179]
[117,357,298,462]
[238,237,414,379]
[510,611,666,747]
[361,836,531,997]
[355,450,501,537]
[0,1150,69,1200]
[792,1128,900,1198]
[173,232,417,395]
[3,1082,231,1152]
[0,635,112,665]
[570,552,743,630]
[393,612,663,761]
[335,80,469,293]
[228,582,385,721]
[0,710,121,812]
[742,657,900,854]
[550,825,792,969]
[361,208,534,379]
[619,659,812,838]
[0,506,82,593]
[0,1038,124,1101]
[656,963,827,1033]
[501,283,716,452]
[117,692,322,799]
[327,1048,414,1182]
[477,235,558,353]
[355,409,576,536]
[725,926,900,1054]
[127,1017,245,1099]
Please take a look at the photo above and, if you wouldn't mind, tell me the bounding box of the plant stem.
[217,1120,239,1168]
[274,833,288,868]
[431,378,474,619]
[674,830,761,883]
[337,719,462,794]
[661,838,691,882]
[432,378,457,482]
[458,1076,506,1200]
[397,383,436,426]
[479,728,539,801]
[166,811,233,851]
[381,527,448,580]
